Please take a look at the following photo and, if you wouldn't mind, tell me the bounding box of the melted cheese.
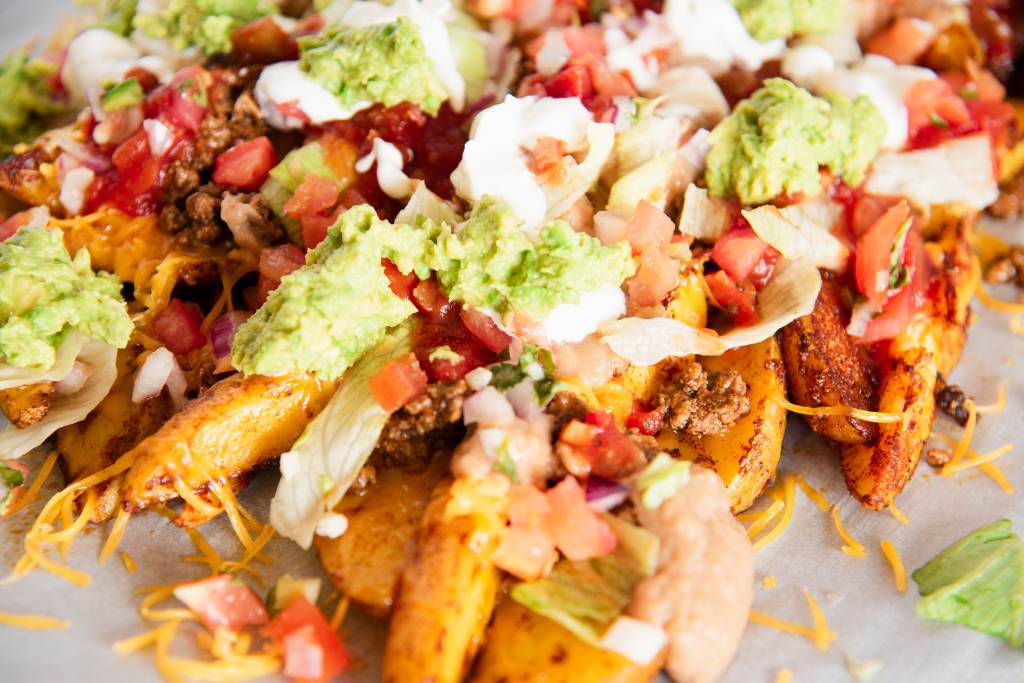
[830,506,867,558]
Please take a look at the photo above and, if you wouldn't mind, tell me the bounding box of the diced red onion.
[58,166,96,216]
[143,118,174,157]
[506,379,543,419]
[463,386,516,425]
[132,347,187,410]
[599,616,667,664]
[585,475,629,512]
[54,361,92,397]
[209,311,250,359]
[464,366,493,391]
[52,129,111,173]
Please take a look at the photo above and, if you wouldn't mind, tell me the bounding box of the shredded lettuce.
[633,454,691,511]
[261,140,345,245]
[0,51,67,155]
[510,515,659,645]
[268,322,415,548]
[912,519,1024,647]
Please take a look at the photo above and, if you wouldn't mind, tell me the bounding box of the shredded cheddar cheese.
[976,286,1024,314]
[979,462,1015,495]
[830,506,867,558]
[748,610,819,640]
[1010,317,1024,336]
[763,575,777,589]
[879,539,906,593]
[942,402,977,477]
[121,552,137,573]
[774,669,793,683]
[772,395,901,424]
[753,475,796,551]
[888,503,910,526]
[0,611,70,630]
[3,449,58,517]
[793,474,831,512]
[100,507,132,565]
[746,501,785,540]
[944,444,1014,476]
[973,381,1008,415]
[803,589,836,652]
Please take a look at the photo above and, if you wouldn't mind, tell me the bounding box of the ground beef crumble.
[371,380,470,468]
[984,244,1024,289]
[989,172,1024,221]
[654,359,750,439]
[935,374,972,427]
[545,391,589,439]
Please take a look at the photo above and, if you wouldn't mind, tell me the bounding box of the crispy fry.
[0,381,55,428]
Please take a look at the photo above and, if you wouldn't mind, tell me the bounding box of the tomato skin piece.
[368,353,428,412]
[111,130,160,196]
[458,307,512,353]
[173,575,269,633]
[259,244,306,281]
[152,299,207,355]
[854,201,910,312]
[704,271,758,326]
[382,259,418,298]
[265,596,349,683]
[213,137,278,191]
[284,175,340,218]
[544,476,617,561]
[711,225,772,283]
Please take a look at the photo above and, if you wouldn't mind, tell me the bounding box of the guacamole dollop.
[912,519,1024,647]
[299,17,448,116]
[134,0,279,55]
[0,227,132,369]
[232,197,636,379]
[439,197,636,319]
[730,0,844,42]
[705,78,884,205]
[0,51,67,155]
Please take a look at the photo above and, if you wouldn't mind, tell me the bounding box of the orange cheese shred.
[944,444,1014,476]
[0,611,70,630]
[830,506,867,558]
[888,503,910,525]
[942,402,977,477]
[973,380,1008,415]
[793,474,831,512]
[772,395,901,424]
[774,669,794,683]
[880,539,907,592]
[752,475,796,551]
[803,589,837,651]
[979,462,1015,495]
[976,286,1024,314]
[746,501,785,540]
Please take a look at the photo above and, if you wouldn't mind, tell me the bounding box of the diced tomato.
[626,400,665,436]
[152,299,207,355]
[301,208,343,250]
[855,201,910,312]
[704,270,758,326]
[558,411,647,480]
[544,476,617,561]
[414,302,497,382]
[265,596,349,683]
[562,25,606,59]
[458,307,513,353]
[173,575,268,633]
[941,68,1006,103]
[508,482,552,527]
[851,194,899,237]
[230,16,299,63]
[411,277,446,316]
[276,100,312,125]
[865,16,936,65]
[123,65,159,94]
[858,283,917,344]
[906,79,971,142]
[213,137,278,191]
[528,137,567,174]
[0,210,35,241]
[588,62,636,97]
[146,66,211,133]
[256,275,278,307]
[368,352,428,412]
[545,64,593,99]
[711,224,772,283]
[382,259,418,298]
[494,525,558,580]
[625,201,675,254]
[111,130,160,196]
[284,174,340,219]
[260,244,306,281]
[627,248,680,308]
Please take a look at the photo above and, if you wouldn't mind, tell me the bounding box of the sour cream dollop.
[254,61,368,130]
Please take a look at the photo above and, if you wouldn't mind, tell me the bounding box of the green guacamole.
[0,227,132,369]
[705,78,884,205]
[232,197,636,379]
[730,0,844,42]
[0,51,67,155]
[913,519,1024,648]
[438,197,635,318]
[298,17,448,116]
[134,0,279,55]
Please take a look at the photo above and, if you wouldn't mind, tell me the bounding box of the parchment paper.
[1,4,1022,680]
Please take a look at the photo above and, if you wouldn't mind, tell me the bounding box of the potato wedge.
[0,382,55,428]
[383,475,508,683]
[779,273,879,444]
[315,461,447,617]
[119,372,335,519]
[661,338,787,513]
[0,143,60,212]
[470,597,662,683]
[839,215,977,509]
[56,349,171,522]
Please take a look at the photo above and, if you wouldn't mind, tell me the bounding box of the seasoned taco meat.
[934,374,972,427]
[984,244,1024,288]
[654,359,750,439]
[371,380,470,468]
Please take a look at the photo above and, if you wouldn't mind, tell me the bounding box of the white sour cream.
[662,0,785,76]
[61,28,181,107]
[451,94,606,234]
[541,283,627,345]
[254,61,368,130]
[355,138,417,200]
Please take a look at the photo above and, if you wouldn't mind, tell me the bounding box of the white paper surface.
[0,3,1022,680]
